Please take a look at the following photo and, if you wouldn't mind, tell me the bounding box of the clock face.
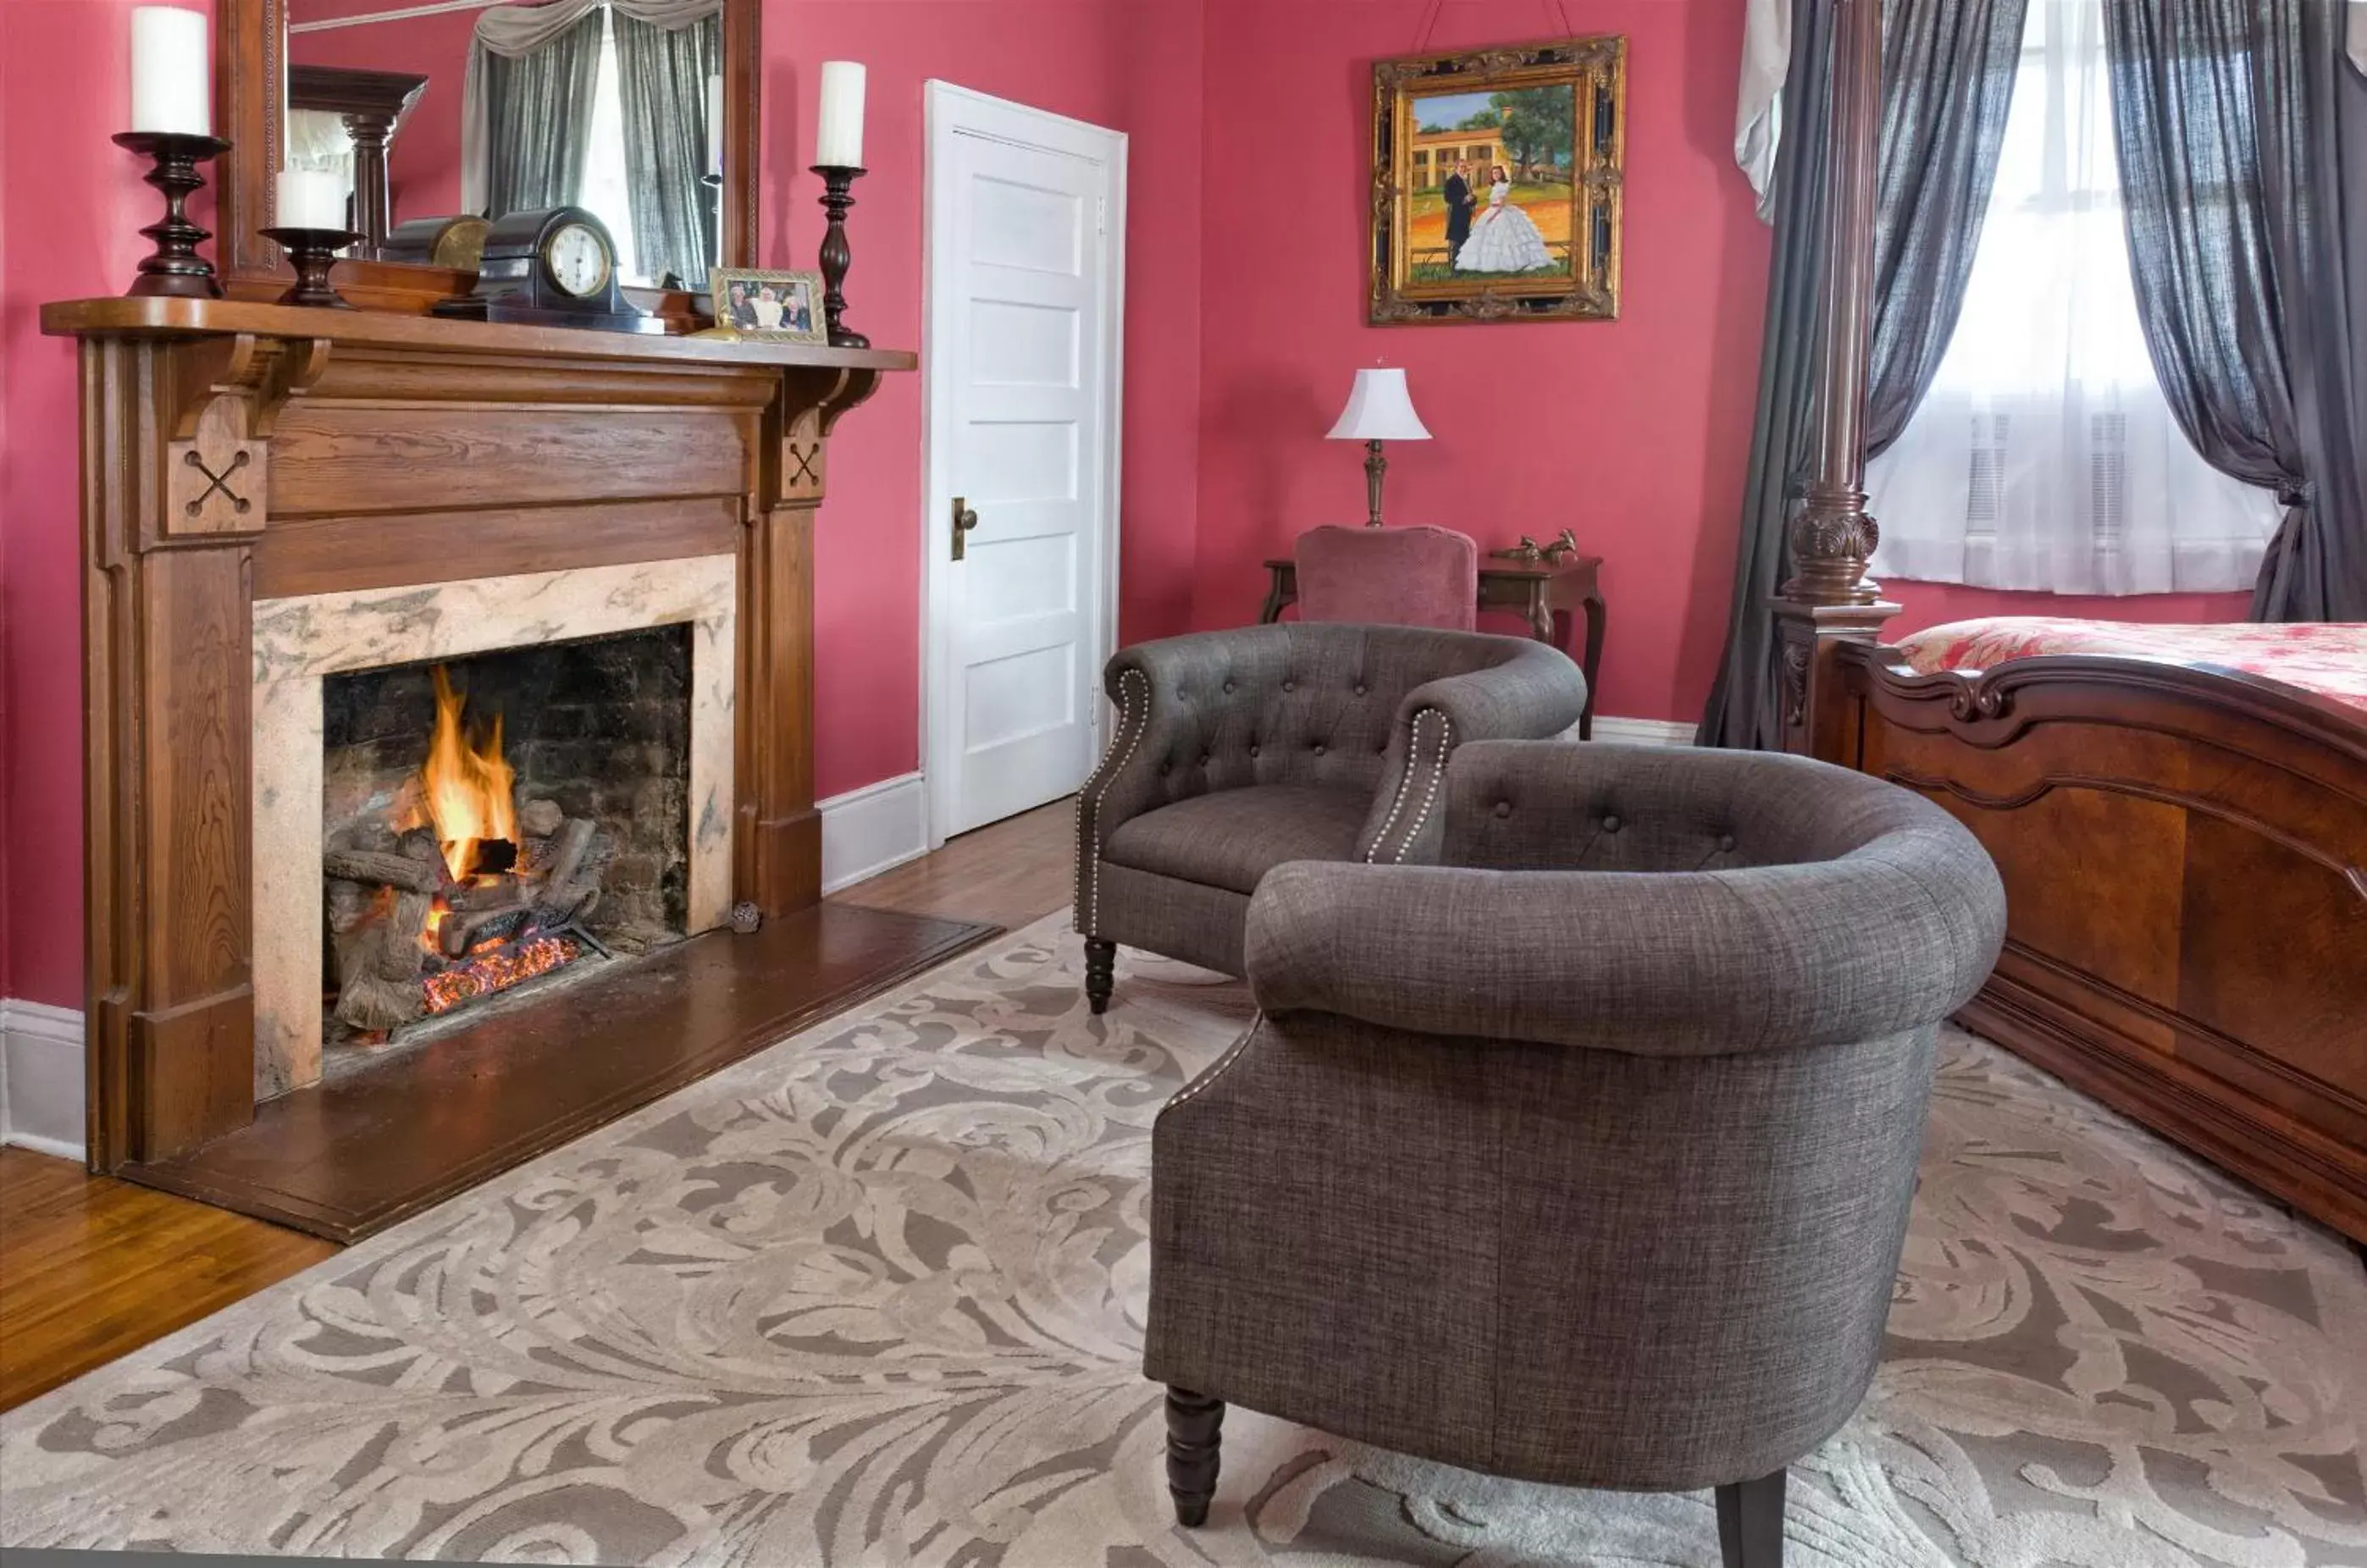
[544,222,611,299]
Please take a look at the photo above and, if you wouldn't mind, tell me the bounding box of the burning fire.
[419,665,516,881]
[421,934,583,1015]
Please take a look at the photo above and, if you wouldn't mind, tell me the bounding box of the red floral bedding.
[1894,617,2367,713]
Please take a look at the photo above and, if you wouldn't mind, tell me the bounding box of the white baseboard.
[820,770,930,893]
[1,998,86,1162]
[1590,715,1696,747]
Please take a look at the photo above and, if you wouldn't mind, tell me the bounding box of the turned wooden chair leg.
[1715,1468,1786,1568]
[1085,938,1116,1014]
[1164,1386,1224,1527]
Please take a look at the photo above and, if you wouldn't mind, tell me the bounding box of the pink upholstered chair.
[1292,524,1479,630]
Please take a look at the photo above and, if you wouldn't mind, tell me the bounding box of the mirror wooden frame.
[218,0,761,313]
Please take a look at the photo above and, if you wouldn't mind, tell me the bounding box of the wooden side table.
[1258,555,1607,740]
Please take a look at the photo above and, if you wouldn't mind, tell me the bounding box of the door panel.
[928,95,1118,840]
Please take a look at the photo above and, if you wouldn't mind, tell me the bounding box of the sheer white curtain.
[1866,0,2281,594]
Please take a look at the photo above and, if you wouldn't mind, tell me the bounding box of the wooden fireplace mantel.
[44,297,914,1169]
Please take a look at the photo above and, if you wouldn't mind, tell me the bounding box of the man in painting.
[1442,158,1478,268]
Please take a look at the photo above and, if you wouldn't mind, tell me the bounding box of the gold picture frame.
[708,267,828,342]
[1368,36,1627,325]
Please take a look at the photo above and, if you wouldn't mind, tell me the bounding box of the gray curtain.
[615,10,722,287]
[2104,0,2367,621]
[480,9,602,218]
[1700,0,2029,749]
[1867,0,2032,453]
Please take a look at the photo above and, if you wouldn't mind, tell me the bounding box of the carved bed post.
[1770,0,1899,763]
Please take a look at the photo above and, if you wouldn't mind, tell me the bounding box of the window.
[576,6,643,284]
[1865,0,2280,594]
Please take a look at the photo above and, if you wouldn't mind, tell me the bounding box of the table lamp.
[1326,367,1430,527]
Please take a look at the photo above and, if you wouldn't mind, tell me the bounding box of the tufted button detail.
[1160,762,1172,776]
[1200,753,1212,765]
[1282,681,1296,693]
[1718,833,1736,852]
[1312,742,1326,755]
[1602,814,1622,833]
[1222,681,1236,694]
[1354,683,1368,696]
[1248,744,1260,758]
[1494,800,1513,819]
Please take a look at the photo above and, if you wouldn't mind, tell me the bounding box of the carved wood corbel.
[163,332,331,538]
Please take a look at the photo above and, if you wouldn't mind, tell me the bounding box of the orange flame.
[421,665,516,881]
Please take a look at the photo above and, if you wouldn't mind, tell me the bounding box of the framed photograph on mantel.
[1369,36,1627,325]
[709,268,828,343]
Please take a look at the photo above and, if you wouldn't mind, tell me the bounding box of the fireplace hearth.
[320,627,691,1052]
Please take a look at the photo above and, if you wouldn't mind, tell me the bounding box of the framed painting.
[1369,36,1627,325]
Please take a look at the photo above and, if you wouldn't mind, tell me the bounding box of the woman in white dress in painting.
[1454,164,1554,273]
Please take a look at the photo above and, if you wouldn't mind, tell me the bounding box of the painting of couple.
[1439,157,1557,275]
[1367,36,1627,325]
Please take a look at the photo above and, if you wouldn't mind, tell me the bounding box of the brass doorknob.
[951,496,980,560]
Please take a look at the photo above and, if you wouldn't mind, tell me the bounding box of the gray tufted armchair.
[1143,741,2007,1567]
[1072,624,1588,1011]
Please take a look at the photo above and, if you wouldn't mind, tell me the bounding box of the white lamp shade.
[1325,367,1431,442]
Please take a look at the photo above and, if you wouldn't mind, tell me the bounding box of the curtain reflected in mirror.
[285,0,723,287]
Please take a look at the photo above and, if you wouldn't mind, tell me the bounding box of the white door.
[924,84,1125,842]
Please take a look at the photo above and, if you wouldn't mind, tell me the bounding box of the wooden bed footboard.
[1831,643,2367,1243]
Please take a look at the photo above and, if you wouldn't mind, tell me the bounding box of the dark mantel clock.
[432,207,662,334]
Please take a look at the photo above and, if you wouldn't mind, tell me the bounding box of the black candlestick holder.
[810,163,869,349]
[113,130,232,300]
[262,227,365,308]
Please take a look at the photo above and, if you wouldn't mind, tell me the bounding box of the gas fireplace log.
[331,890,432,1032]
[535,827,612,926]
[440,906,528,958]
[323,848,441,895]
[539,817,595,892]
[444,878,528,915]
[325,877,379,936]
[518,798,564,839]
[397,826,445,873]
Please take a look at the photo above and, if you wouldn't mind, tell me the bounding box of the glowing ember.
[418,665,517,881]
[421,934,582,1015]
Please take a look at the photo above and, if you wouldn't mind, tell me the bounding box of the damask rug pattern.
[3,914,2363,1566]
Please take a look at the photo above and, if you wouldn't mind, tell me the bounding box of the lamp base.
[1363,439,1387,527]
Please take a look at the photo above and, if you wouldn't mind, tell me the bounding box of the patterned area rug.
[3,914,2364,1566]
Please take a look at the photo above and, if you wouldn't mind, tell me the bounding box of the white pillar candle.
[275,168,348,230]
[705,73,725,176]
[815,61,866,168]
[129,6,211,136]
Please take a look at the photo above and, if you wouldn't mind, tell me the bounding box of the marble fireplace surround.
[252,557,738,1098]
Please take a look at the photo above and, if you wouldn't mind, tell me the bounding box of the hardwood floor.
[0,799,1078,1414]
[0,1150,340,1412]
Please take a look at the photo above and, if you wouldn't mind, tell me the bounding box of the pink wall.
[1189,0,1774,726]
[3,0,171,1008]
[766,0,1206,798]
[286,0,474,222]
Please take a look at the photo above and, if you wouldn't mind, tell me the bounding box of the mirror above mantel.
[218,0,760,312]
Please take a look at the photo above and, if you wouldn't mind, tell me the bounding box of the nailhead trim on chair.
[1362,708,1430,861]
[1161,1023,1257,1112]
[1389,711,1453,864]
[1365,709,1453,864]
[1074,666,1151,935]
